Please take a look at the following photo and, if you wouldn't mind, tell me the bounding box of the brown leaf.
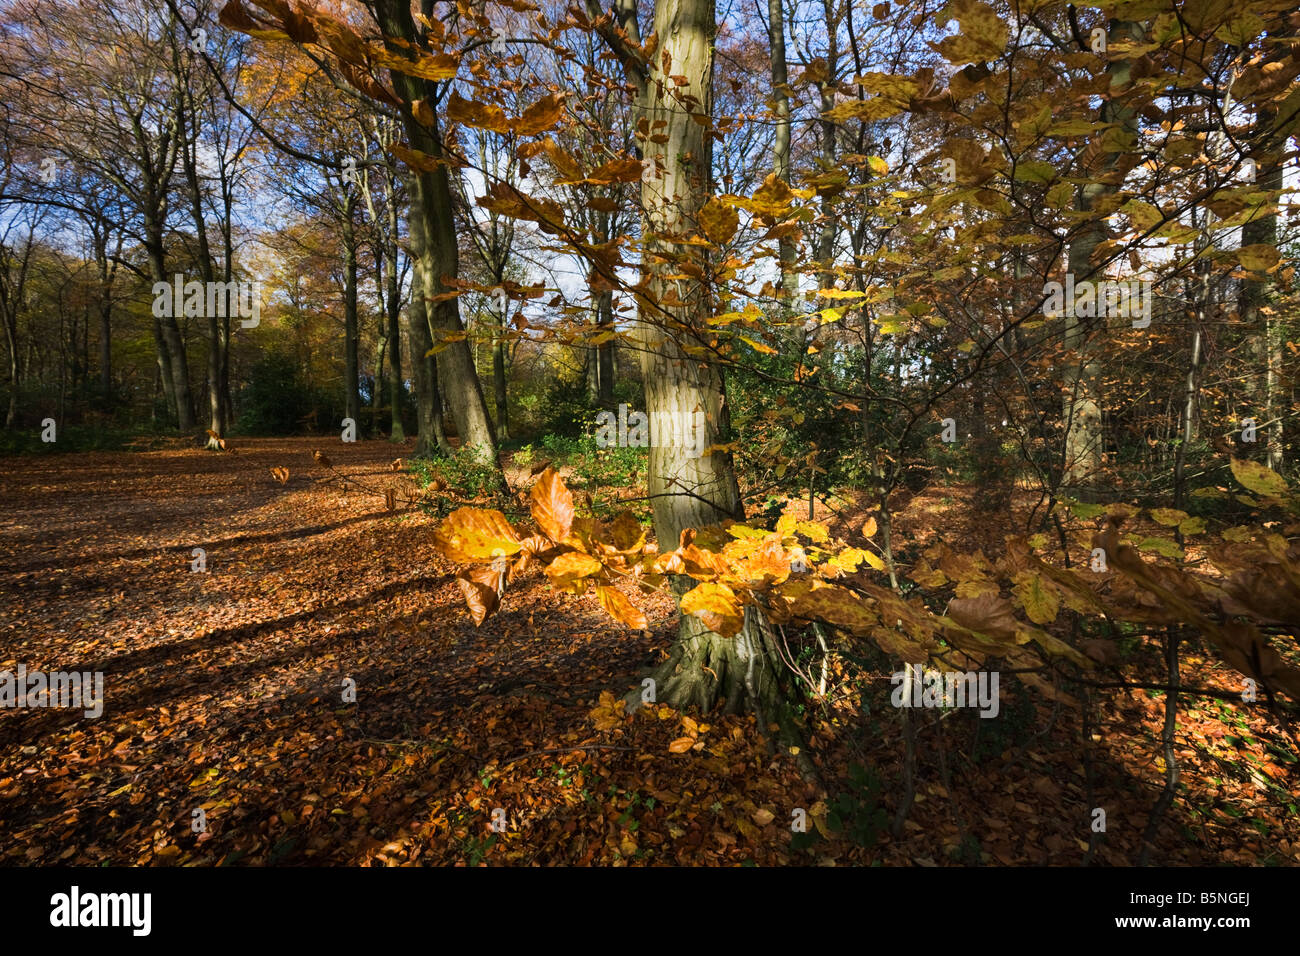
[596,586,648,630]
[446,91,510,133]
[515,94,564,137]
[455,575,500,626]
[947,592,1020,640]
[530,467,574,542]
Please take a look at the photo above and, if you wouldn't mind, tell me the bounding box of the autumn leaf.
[530,467,575,542]
[1230,458,1289,499]
[1235,244,1280,272]
[1012,572,1059,626]
[544,552,603,592]
[456,574,500,626]
[667,737,695,754]
[585,157,644,184]
[698,197,738,244]
[446,92,510,133]
[679,581,745,637]
[596,585,648,630]
[587,690,626,731]
[515,94,564,136]
[433,508,522,563]
[946,592,1020,641]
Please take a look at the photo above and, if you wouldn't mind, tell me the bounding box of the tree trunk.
[626,0,794,722]
[144,221,195,432]
[492,302,509,442]
[371,0,502,469]
[408,258,445,456]
[766,0,796,301]
[596,288,615,406]
[372,335,387,434]
[1060,20,1140,496]
[1240,113,1283,472]
[386,226,405,443]
[405,234,453,456]
[341,195,361,430]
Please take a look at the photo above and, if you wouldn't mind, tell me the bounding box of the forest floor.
[1,437,1297,865]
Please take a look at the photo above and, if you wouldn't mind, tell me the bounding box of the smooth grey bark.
[341,190,361,429]
[591,0,801,729]
[1060,20,1142,495]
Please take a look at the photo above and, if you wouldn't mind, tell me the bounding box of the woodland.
[0,0,1297,867]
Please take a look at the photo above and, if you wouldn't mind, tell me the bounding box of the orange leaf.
[596,586,648,630]
[680,581,745,637]
[544,552,602,592]
[530,467,574,542]
[446,92,510,134]
[668,737,695,753]
[515,94,563,136]
[433,508,522,563]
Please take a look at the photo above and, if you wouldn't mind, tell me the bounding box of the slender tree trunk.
[99,298,112,399]
[1241,114,1283,472]
[372,336,388,433]
[144,224,195,431]
[341,195,361,430]
[1175,228,1211,507]
[220,193,235,431]
[184,167,224,438]
[766,0,796,301]
[492,302,509,442]
[3,325,17,430]
[596,288,615,405]
[1061,20,1141,496]
[407,194,454,455]
[386,229,405,442]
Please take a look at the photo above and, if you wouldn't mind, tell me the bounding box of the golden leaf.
[596,586,648,630]
[433,508,522,563]
[530,467,575,542]
[679,582,745,637]
[515,94,564,137]
[698,197,739,244]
